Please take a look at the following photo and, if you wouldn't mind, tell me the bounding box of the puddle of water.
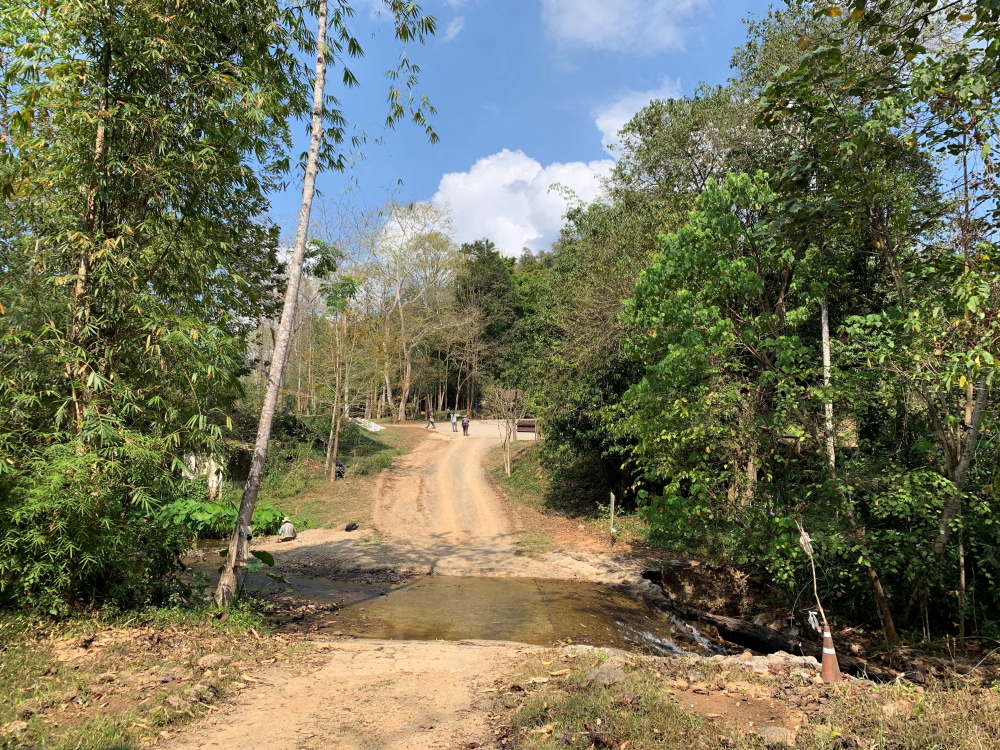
[186,560,724,657]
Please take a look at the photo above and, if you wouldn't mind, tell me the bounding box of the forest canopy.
[508,0,1000,642]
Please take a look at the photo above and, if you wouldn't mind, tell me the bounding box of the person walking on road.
[426,411,436,429]
[451,412,459,432]
[462,414,470,436]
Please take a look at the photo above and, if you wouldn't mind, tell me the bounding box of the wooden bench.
[516,419,537,435]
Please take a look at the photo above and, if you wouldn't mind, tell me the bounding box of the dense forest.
[2,0,999,649]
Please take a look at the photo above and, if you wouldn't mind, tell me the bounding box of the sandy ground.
[163,639,535,750]
[252,421,648,586]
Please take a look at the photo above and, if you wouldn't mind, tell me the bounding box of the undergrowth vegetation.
[489,442,650,548]
[503,650,1000,750]
[0,606,292,750]
[154,422,401,540]
[488,443,552,515]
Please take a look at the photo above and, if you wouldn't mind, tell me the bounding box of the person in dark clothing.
[335,459,345,479]
[461,415,470,436]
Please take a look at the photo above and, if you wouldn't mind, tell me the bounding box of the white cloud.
[594,77,682,153]
[433,149,613,254]
[540,0,705,53]
[442,16,465,41]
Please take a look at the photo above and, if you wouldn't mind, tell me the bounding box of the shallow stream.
[188,561,725,657]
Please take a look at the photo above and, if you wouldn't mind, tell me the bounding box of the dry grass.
[485,442,653,556]
[275,425,426,530]
[486,442,550,515]
[499,651,707,749]
[498,649,1000,750]
[0,607,302,750]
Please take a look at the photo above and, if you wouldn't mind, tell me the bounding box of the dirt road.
[255,421,644,584]
[373,421,513,569]
[163,639,534,750]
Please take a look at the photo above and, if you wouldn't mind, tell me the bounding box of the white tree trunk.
[215,0,329,606]
[821,297,835,470]
[397,351,412,422]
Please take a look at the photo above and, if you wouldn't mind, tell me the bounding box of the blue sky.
[273,0,773,255]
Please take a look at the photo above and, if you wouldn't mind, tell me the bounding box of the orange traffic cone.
[821,628,842,683]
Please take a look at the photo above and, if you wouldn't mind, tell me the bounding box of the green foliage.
[157,493,290,539]
[349,453,394,475]
[0,0,438,611]
[334,422,405,474]
[616,160,998,628]
[0,441,189,614]
[455,239,517,342]
[0,0,312,611]
[512,2,1000,639]
[517,76,785,519]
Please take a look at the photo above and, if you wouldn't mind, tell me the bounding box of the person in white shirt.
[277,517,297,542]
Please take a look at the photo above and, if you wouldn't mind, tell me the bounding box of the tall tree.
[214,0,437,605]
[754,0,1000,632]
[0,0,307,610]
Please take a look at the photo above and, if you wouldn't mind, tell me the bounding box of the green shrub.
[157,489,294,539]
[0,442,188,614]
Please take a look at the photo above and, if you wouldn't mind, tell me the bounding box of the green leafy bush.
[0,442,188,614]
[157,490,292,539]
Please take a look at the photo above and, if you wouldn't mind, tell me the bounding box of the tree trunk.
[307,315,315,413]
[503,428,511,476]
[331,316,352,480]
[383,369,394,419]
[296,355,302,413]
[215,0,329,607]
[324,406,336,470]
[470,348,478,412]
[931,372,988,560]
[820,296,899,648]
[325,317,342,476]
[821,299,836,468]
[397,352,411,422]
[454,359,466,412]
[72,40,111,430]
[394,288,411,422]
